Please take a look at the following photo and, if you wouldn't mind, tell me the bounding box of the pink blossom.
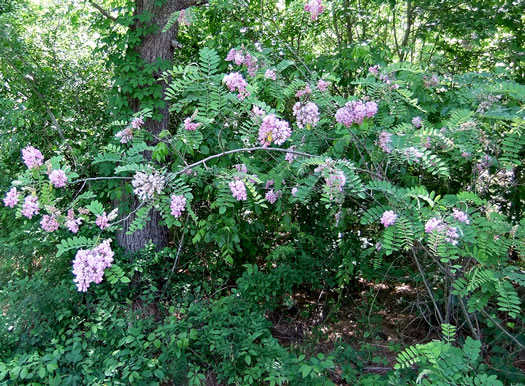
[96,212,110,230]
[170,194,186,218]
[115,128,133,143]
[425,218,444,233]
[445,226,460,246]
[285,147,297,164]
[3,187,19,208]
[378,131,392,153]
[365,101,378,117]
[452,208,470,224]
[412,116,423,128]
[293,102,320,129]
[22,146,44,169]
[258,114,292,147]
[326,170,346,198]
[264,69,277,80]
[41,215,60,232]
[66,209,82,233]
[295,84,312,98]
[229,179,247,201]
[304,0,325,20]
[178,9,190,26]
[223,72,250,100]
[184,116,201,131]
[265,179,274,189]
[291,187,298,197]
[72,240,114,292]
[461,152,471,158]
[317,79,331,92]
[226,49,244,66]
[22,195,39,219]
[265,189,280,204]
[252,105,266,117]
[132,172,165,201]
[244,53,259,77]
[368,65,380,75]
[335,100,377,127]
[380,210,397,227]
[49,169,68,188]
[234,163,248,174]
[130,116,144,129]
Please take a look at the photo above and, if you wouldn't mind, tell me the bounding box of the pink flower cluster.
[132,172,165,201]
[116,116,143,144]
[291,187,298,197]
[225,49,259,76]
[115,128,133,144]
[170,194,186,218]
[425,218,460,246]
[41,215,60,232]
[3,187,19,208]
[223,72,250,100]
[234,163,248,174]
[368,65,380,75]
[325,170,346,199]
[285,147,297,164]
[304,0,325,20]
[335,100,378,127]
[265,189,281,204]
[412,116,422,128]
[178,9,190,26]
[184,115,201,131]
[264,69,277,80]
[380,210,397,227]
[96,212,110,230]
[22,195,39,219]
[66,209,82,233]
[295,84,312,98]
[49,169,68,188]
[378,131,392,153]
[72,240,114,292]
[258,114,292,147]
[251,105,266,118]
[229,179,247,201]
[22,146,44,169]
[452,208,470,224]
[293,102,320,129]
[317,79,331,92]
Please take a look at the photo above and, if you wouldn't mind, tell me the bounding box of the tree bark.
[117,0,205,253]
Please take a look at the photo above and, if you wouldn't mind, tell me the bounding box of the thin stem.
[71,176,132,184]
[411,249,443,325]
[481,310,525,351]
[170,146,382,179]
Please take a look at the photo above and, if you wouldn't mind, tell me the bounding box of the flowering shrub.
[1,39,523,386]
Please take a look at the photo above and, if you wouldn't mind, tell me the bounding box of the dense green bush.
[1,0,524,385]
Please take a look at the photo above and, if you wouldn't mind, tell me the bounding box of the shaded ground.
[265,278,438,384]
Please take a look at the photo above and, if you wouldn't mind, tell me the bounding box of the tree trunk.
[117,0,204,253]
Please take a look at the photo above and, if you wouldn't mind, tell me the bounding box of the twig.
[411,249,443,325]
[170,146,382,179]
[87,0,117,21]
[110,202,145,226]
[71,176,132,184]
[481,310,525,351]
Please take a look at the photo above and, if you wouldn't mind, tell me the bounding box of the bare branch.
[87,0,117,21]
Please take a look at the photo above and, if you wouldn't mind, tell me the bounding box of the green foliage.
[394,325,503,386]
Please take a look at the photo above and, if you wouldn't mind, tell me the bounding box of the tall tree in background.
[92,0,206,252]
